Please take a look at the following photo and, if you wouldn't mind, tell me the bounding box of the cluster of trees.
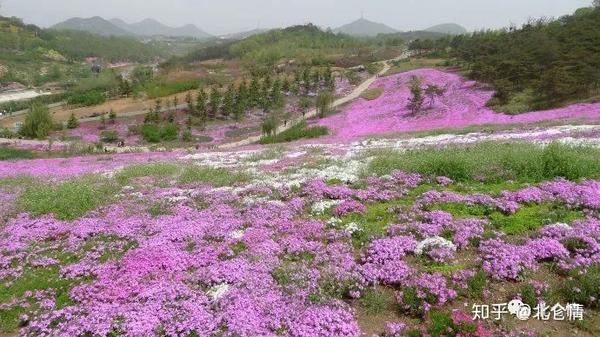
[230,24,366,69]
[417,6,600,111]
[407,76,446,114]
[140,66,335,141]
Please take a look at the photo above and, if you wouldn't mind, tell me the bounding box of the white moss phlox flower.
[345,222,362,234]
[415,237,457,255]
[311,200,343,214]
[207,283,230,300]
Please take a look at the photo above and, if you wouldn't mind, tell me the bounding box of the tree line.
[408,6,600,112]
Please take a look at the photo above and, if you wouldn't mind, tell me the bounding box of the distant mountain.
[425,23,468,35]
[334,18,398,37]
[51,17,133,37]
[53,17,212,39]
[118,18,212,39]
[108,18,131,31]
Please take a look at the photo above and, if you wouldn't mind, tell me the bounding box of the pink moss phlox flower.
[334,200,367,216]
[479,239,537,280]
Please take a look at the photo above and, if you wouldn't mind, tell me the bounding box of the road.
[219,57,397,149]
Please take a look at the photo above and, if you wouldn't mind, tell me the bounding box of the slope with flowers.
[316,68,600,142]
[1,139,600,337]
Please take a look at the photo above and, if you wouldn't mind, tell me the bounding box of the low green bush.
[259,121,328,144]
[140,124,179,143]
[67,90,106,107]
[161,123,178,141]
[100,130,120,143]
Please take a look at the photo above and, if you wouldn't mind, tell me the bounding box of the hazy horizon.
[0,0,594,35]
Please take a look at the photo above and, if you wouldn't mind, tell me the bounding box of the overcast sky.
[0,0,594,35]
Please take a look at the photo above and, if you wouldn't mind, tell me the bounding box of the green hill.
[425,23,468,35]
[333,18,398,37]
[166,24,405,73]
[0,16,164,87]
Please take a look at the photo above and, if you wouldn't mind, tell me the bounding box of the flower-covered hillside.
[317,68,600,141]
[1,141,600,336]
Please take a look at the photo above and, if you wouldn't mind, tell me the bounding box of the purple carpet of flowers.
[317,68,600,141]
[2,152,600,335]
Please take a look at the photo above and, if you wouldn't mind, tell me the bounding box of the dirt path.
[219,57,397,149]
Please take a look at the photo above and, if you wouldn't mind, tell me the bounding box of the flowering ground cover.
[316,69,600,142]
[1,140,600,337]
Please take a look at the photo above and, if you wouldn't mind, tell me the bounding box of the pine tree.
[407,76,425,114]
[186,115,193,130]
[302,68,311,93]
[109,109,117,124]
[249,77,260,107]
[311,69,321,89]
[209,88,221,120]
[196,89,208,129]
[324,66,335,90]
[271,80,285,112]
[233,101,245,123]
[66,113,79,129]
[185,92,196,116]
[238,81,248,103]
[316,90,333,118]
[222,85,235,119]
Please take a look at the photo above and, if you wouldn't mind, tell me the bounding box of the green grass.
[148,202,172,217]
[143,79,200,99]
[359,287,396,315]
[421,263,467,274]
[18,175,118,220]
[0,147,34,161]
[178,166,250,186]
[366,142,600,183]
[386,58,444,75]
[259,121,328,144]
[360,87,384,101]
[490,204,583,235]
[562,264,600,308]
[432,201,583,235]
[0,266,76,332]
[430,202,492,218]
[343,200,399,246]
[115,162,250,187]
[115,162,181,185]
